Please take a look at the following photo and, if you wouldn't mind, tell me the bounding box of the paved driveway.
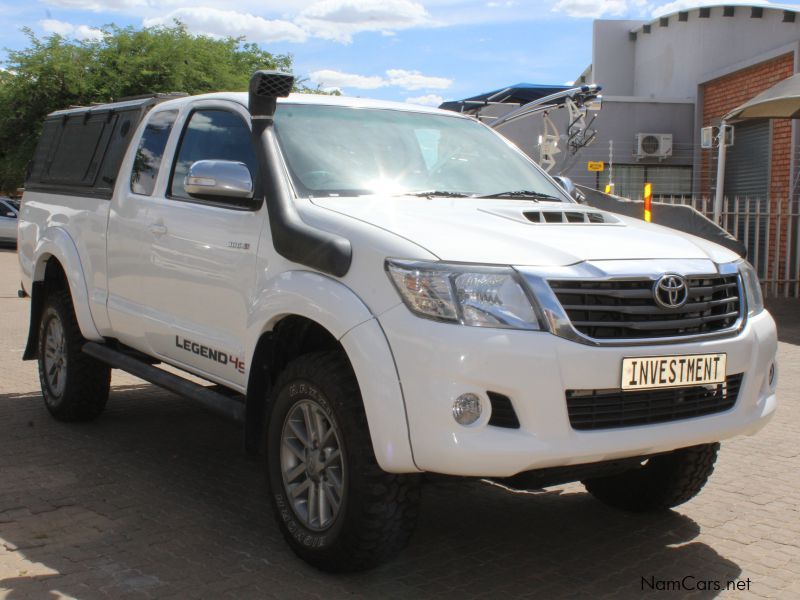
[1,247,798,599]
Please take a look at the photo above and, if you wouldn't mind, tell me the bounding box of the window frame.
[166,106,262,211]
[1,200,18,219]
[599,163,693,199]
[129,108,179,197]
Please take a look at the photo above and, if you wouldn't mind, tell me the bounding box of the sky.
[1,0,798,106]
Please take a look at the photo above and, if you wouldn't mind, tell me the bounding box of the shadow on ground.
[0,384,742,599]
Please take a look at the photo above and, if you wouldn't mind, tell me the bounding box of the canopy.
[439,83,570,113]
[726,72,800,120]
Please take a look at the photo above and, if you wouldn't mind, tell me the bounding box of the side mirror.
[552,176,586,203]
[5,212,15,218]
[184,160,254,200]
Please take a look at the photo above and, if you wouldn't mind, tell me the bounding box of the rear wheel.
[266,351,420,572]
[582,443,720,512]
[37,290,110,421]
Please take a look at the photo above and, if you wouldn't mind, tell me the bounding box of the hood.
[311,196,739,266]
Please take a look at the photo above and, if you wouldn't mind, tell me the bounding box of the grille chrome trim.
[566,373,744,430]
[549,274,741,339]
[517,260,746,346]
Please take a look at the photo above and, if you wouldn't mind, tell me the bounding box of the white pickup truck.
[18,71,778,572]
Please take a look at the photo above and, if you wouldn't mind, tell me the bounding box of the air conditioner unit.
[635,133,673,160]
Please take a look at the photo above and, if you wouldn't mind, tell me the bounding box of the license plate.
[621,353,727,390]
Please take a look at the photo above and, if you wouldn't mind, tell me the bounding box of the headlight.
[386,260,541,330]
[738,260,764,316]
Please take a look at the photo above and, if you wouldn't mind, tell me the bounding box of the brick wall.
[701,52,794,277]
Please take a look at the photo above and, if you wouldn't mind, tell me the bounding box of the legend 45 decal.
[175,335,246,374]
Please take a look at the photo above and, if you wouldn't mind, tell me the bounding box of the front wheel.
[582,443,720,512]
[266,351,420,572]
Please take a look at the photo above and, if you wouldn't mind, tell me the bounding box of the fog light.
[453,393,482,426]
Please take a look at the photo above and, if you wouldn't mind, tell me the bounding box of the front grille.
[566,373,743,430]
[548,274,741,340]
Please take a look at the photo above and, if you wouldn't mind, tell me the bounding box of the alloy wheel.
[280,398,346,531]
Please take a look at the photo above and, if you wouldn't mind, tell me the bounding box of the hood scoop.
[479,206,623,226]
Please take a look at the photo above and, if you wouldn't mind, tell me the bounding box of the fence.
[656,196,800,298]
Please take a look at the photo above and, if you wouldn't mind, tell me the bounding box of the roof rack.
[117,91,189,102]
[62,92,188,112]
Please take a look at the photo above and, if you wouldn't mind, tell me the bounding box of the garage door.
[724,120,769,199]
[724,119,770,273]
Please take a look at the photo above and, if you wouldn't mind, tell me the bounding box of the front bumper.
[379,305,778,477]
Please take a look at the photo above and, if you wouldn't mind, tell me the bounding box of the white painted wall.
[592,20,641,96]
[626,7,800,99]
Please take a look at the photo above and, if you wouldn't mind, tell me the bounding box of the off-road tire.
[266,351,421,572]
[37,290,110,421]
[582,443,720,512]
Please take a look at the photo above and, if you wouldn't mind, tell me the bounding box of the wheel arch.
[244,272,417,472]
[23,230,102,360]
[245,315,344,457]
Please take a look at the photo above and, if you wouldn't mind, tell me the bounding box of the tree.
[0,24,323,192]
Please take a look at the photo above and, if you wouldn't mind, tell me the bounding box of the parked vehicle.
[0,197,19,245]
[17,71,778,572]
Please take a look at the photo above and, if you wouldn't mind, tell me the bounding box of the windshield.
[273,104,568,201]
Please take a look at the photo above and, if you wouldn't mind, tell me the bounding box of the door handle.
[148,223,167,237]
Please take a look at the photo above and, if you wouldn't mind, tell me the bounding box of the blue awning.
[439,83,572,112]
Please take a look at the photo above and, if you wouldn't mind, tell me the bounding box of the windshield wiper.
[406,190,471,198]
[477,190,562,201]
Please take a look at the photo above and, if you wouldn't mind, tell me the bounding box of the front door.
[142,102,264,389]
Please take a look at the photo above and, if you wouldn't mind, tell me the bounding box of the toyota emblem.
[653,274,689,309]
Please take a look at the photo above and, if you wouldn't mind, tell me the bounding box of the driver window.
[170,109,258,200]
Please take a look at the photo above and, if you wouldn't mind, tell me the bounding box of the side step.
[83,342,245,422]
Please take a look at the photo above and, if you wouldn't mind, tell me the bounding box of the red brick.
[700,53,794,278]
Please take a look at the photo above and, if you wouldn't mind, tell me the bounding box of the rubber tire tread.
[582,443,720,512]
[267,351,420,572]
[38,290,110,422]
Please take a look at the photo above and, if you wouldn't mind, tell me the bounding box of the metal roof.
[632,3,800,32]
[438,83,572,113]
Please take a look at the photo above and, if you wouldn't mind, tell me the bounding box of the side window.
[169,110,257,201]
[130,110,178,196]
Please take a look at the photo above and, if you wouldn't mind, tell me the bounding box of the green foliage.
[0,23,321,192]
